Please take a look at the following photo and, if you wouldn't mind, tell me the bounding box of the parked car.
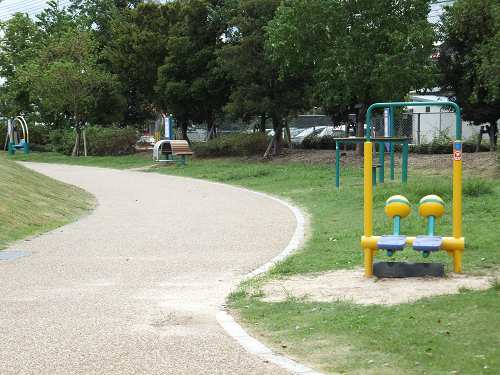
[318,126,344,138]
[293,126,327,142]
[138,135,155,146]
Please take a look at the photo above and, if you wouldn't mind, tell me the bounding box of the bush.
[402,129,490,154]
[48,126,139,156]
[48,129,75,154]
[85,126,139,156]
[301,134,356,150]
[191,133,271,157]
[28,124,52,152]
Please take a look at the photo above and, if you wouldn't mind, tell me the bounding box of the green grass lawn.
[2,150,499,374]
[0,153,95,249]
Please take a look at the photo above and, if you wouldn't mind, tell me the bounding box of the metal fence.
[372,111,478,145]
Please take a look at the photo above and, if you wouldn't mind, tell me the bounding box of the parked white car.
[318,126,344,138]
[293,126,327,142]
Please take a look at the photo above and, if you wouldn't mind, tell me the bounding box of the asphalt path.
[0,163,312,375]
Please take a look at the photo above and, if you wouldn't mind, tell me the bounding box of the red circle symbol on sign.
[454,150,462,161]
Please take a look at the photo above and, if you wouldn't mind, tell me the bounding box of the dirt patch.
[259,149,499,177]
[135,147,499,177]
[260,269,495,306]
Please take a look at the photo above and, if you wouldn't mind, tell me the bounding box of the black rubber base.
[373,262,444,278]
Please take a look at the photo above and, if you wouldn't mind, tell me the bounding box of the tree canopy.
[1,0,498,153]
[155,0,231,142]
[217,0,312,154]
[20,28,115,155]
[265,0,437,152]
[438,0,500,148]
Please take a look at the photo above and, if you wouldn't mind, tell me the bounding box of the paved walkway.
[0,163,315,374]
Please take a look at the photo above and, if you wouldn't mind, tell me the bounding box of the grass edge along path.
[3,152,500,375]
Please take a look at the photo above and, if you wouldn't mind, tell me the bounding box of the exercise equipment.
[7,116,29,154]
[361,102,465,277]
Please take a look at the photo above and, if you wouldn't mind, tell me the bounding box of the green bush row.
[402,130,491,154]
[191,133,271,157]
[47,126,139,156]
[300,132,493,154]
[300,134,356,150]
[1,121,139,156]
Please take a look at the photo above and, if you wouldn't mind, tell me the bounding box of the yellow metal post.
[364,248,374,277]
[364,142,373,276]
[452,140,463,273]
[453,141,462,239]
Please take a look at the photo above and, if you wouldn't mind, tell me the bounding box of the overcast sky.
[0,0,72,22]
[0,0,452,23]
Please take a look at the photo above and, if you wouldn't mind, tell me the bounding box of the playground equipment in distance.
[7,116,29,154]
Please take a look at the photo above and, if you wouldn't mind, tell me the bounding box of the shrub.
[28,124,52,152]
[49,129,75,155]
[301,134,357,150]
[301,134,337,150]
[404,130,490,154]
[48,126,139,156]
[85,126,139,156]
[191,133,271,157]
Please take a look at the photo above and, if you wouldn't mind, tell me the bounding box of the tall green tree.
[20,29,115,155]
[67,0,141,126]
[110,1,178,126]
[218,0,312,155]
[265,0,437,154]
[0,13,41,118]
[155,0,231,142]
[438,0,499,149]
[0,2,104,128]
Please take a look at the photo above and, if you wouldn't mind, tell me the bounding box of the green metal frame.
[366,102,461,142]
[335,101,462,188]
[335,137,410,188]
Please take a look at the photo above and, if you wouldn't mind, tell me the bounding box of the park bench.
[153,140,193,166]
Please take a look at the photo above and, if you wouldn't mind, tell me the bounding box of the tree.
[110,1,178,126]
[68,0,146,127]
[155,0,231,143]
[218,0,312,155]
[0,2,103,128]
[265,0,437,154]
[20,29,115,156]
[0,13,42,118]
[438,0,499,149]
[69,0,142,48]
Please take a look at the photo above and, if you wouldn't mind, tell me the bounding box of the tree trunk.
[272,115,283,156]
[180,116,191,145]
[260,113,267,133]
[82,112,88,157]
[206,117,217,140]
[488,121,498,151]
[72,105,81,156]
[356,101,366,156]
[476,126,484,153]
